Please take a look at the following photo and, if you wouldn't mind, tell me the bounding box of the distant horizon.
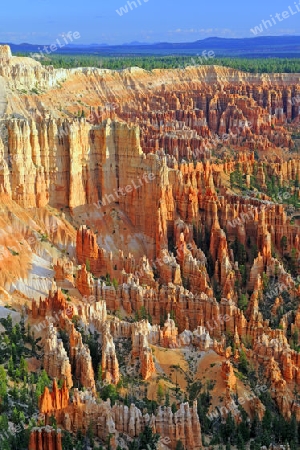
[3,32,300,46]
[3,0,300,45]
[2,34,300,48]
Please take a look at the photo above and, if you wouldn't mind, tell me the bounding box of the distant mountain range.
[3,36,300,57]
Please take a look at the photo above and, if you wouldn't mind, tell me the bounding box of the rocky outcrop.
[29,427,62,450]
[221,360,237,391]
[38,385,202,450]
[75,263,95,297]
[131,320,156,379]
[32,288,72,319]
[54,259,73,282]
[140,344,156,380]
[77,299,107,328]
[102,325,120,384]
[67,320,96,392]
[43,313,96,392]
[43,324,73,388]
[160,314,178,348]
[39,379,69,415]
[0,45,12,61]
[151,401,202,450]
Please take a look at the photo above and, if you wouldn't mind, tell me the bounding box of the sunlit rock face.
[29,426,63,450]
[0,45,12,60]
[35,381,202,450]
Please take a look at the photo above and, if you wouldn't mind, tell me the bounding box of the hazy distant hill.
[3,36,300,57]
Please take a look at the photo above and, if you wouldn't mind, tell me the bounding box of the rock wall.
[38,386,202,450]
[29,427,62,450]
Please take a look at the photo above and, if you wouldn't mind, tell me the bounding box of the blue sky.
[1,0,300,45]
